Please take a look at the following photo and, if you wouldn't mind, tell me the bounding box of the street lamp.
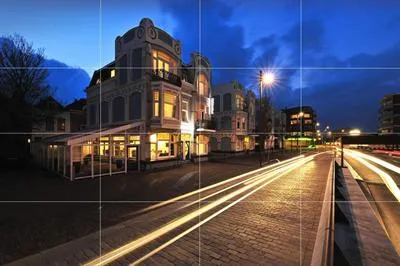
[258,70,276,167]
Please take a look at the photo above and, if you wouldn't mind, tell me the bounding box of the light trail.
[130,160,306,266]
[84,155,314,266]
[177,158,302,211]
[345,149,400,175]
[345,149,400,202]
[130,155,305,216]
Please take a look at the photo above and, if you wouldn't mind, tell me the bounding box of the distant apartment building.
[34,18,214,179]
[210,81,256,152]
[282,106,316,148]
[380,93,400,133]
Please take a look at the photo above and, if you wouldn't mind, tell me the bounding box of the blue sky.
[2,0,400,131]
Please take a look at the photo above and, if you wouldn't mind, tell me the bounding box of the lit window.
[164,91,177,118]
[149,133,177,161]
[153,91,159,117]
[152,50,173,75]
[129,136,140,145]
[197,74,208,96]
[182,101,189,122]
[236,95,244,110]
[110,69,115,78]
[290,114,298,119]
[291,120,299,125]
[196,135,209,155]
[303,113,311,118]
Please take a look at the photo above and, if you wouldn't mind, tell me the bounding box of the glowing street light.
[298,111,304,117]
[316,122,320,127]
[262,72,275,86]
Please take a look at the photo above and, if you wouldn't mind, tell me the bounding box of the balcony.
[152,69,182,87]
[195,119,216,130]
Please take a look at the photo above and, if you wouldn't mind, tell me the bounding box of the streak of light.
[130,155,305,216]
[345,149,400,174]
[177,159,302,211]
[345,149,400,202]
[84,156,314,266]
[129,160,306,266]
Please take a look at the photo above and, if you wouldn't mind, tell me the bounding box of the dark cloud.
[156,1,400,132]
[297,42,400,131]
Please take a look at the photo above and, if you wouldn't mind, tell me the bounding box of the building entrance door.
[127,145,139,170]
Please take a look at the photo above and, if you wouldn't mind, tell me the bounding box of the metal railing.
[311,155,336,266]
[151,69,182,87]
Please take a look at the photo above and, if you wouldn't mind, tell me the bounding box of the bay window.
[164,91,177,119]
[153,90,159,117]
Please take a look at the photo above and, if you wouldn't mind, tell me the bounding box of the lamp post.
[259,71,263,167]
[258,70,275,167]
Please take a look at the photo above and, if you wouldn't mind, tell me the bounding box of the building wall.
[211,81,256,152]
[85,18,213,162]
[380,94,400,133]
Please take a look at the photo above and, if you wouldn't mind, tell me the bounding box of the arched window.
[197,73,209,96]
[213,95,221,112]
[89,104,97,125]
[129,92,142,120]
[112,96,125,122]
[223,93,231,111]
[220,116,232,130]
[101,101,109,124]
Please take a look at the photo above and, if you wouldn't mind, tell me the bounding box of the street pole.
[259,70,263,167]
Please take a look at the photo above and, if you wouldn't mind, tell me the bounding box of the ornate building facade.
[33,18,213,179]
[84,18,213,166]
[210,81,256,152]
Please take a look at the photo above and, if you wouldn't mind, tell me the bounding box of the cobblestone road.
[7,153,332,266]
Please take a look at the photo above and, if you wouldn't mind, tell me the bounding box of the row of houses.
[31,18,317,180]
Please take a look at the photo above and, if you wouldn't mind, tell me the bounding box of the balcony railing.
[152,69,182,87]
[195,119,216,130]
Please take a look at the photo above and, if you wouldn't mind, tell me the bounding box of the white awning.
[67,122,143,146]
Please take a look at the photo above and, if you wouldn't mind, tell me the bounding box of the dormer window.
[111,69,115,78]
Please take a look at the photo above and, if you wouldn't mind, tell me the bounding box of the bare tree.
[0,34,50,104]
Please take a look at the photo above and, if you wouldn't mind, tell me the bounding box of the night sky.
[2,0,400,132]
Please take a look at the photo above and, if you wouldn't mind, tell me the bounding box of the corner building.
[35,18,213,180]
[86,18,213,166]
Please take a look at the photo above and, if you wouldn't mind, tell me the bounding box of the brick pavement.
[149,153,332,266]
[1,151,299,264]
[5,153,332,265]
